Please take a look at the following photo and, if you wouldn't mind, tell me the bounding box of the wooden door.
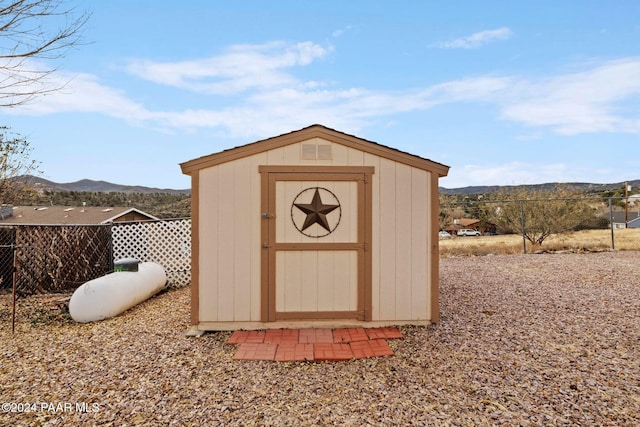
[259,166,373,322]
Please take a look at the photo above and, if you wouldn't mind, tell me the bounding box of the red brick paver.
[275,343,315,362]
[365,327,404,340]
[264,329,300,344]
[228,327,403,362]
[233,342,277,361]
[349,339,394,358]
[314,343,354,361]
[298,328,334,343]
[226,330,249,344]
[333,327,369,343]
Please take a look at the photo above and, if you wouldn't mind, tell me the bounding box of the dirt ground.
[1,251,638,426]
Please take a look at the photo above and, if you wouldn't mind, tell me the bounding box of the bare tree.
[0,0,90,106]
[0,126,42,203]
[486,186,596,246]
[438,193,459,231]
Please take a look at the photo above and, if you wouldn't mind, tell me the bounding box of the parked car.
[439,230,451,239]
[457,229,481,237]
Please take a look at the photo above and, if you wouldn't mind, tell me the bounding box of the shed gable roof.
[180,124,450,177]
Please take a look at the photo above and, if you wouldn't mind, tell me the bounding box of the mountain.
[440,180,640,195]
[23,176,191,195]
[19,175,640,197]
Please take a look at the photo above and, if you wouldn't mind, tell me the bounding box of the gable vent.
[317,144,332,160]
[300,143,332,160]
[301,144,316,160]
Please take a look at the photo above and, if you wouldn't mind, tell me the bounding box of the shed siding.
[364,153,382,322]
[216,161,235,321]
[372,157,432,321]
[394,162,414,319]
[377,157,396,320]
[198,156,263,322]
[197,138,435,323]
[198,165,219,321]
[412,167,431,319]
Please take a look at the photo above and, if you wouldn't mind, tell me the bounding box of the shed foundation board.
[191,319,430,332]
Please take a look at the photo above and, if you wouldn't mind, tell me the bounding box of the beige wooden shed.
[180,125,449,331]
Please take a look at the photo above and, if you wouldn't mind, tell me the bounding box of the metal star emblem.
[294,188,339,232]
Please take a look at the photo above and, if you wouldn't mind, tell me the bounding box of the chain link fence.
[0,227,16,292]
[0,218,191,296]
[0,225,111,295]
[440,196,638,253]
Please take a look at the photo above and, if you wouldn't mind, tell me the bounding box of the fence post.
[520,200,527,254]
[12,244,17,334]
[609,198,615,250]
[108,223,114,271]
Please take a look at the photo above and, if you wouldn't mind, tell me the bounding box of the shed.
[180,124,449,331]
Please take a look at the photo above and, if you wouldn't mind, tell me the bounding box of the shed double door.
[260,166,373,322]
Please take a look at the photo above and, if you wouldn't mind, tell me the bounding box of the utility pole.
[520,200,527,254]
[625,182,630,228]
[609,198,615,250]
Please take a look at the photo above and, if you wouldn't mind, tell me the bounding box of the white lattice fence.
[112,219,191,288]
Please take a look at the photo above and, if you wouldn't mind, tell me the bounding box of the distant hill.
[22,175,191,195]
[440,179,640,195]
[18,175,640,197]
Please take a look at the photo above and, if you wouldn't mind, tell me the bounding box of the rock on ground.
[0,251,638,426]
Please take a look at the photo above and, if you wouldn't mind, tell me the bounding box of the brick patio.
[227,327,403,362]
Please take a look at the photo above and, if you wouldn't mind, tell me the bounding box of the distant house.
[0,205,158,225]
[446,218,497,235]
[608,211,640,229]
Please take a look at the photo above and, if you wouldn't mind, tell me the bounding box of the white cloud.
[433,27,513,49]
[123,41,332,95]
[443,159,640,188]
[5,72,153,121]
[332,25,353,38]
[500,58,640,134]
[461,162,569,186]
[421,76,512,104]
[5,41,640,142]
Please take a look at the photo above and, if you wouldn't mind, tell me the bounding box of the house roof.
[180,124,450,177]
[0,206,158,225]
[608,211,640,224]
[455,218,480,227]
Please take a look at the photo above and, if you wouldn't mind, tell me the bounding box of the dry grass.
[440,228,640,257]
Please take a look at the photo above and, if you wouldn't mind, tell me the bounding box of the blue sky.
[1,1,639,190]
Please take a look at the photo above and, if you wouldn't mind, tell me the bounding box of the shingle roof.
[181,124,450,176]
[0,206,157,225]
[456,218,480,227]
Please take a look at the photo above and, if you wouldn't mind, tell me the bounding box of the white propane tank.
[69,261,167,323]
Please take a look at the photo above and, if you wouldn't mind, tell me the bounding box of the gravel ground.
[1,251,639,426]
